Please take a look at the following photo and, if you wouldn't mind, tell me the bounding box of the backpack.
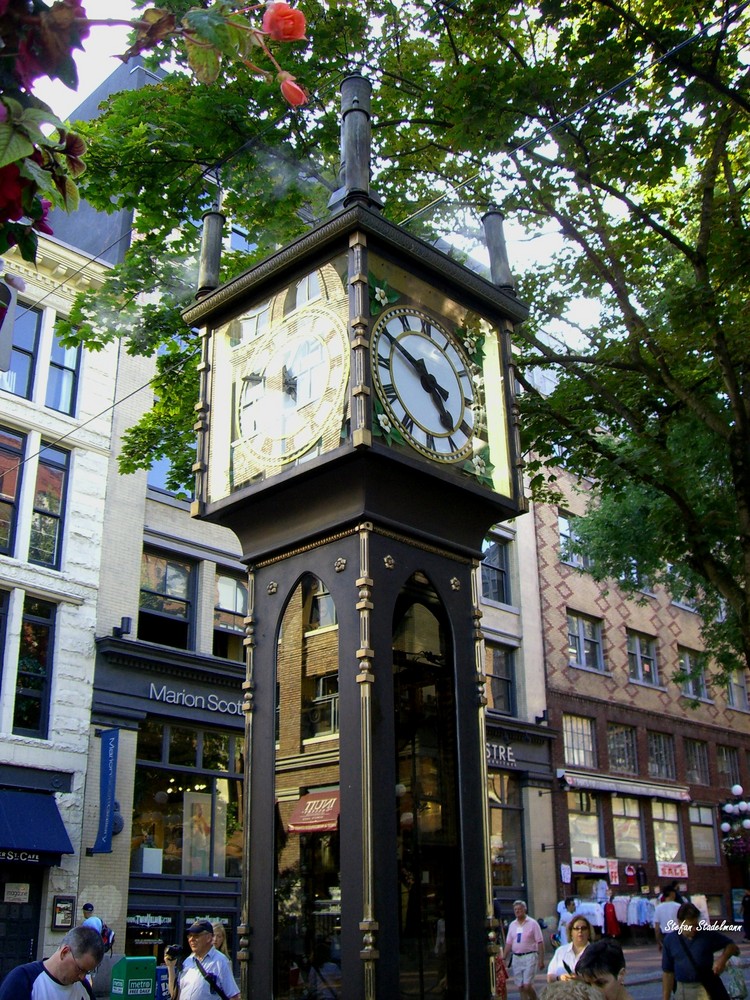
[101,923,115,954]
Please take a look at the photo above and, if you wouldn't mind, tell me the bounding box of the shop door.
[0,865,43,982]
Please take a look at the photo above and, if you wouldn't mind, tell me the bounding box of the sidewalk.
[621,933,750,985]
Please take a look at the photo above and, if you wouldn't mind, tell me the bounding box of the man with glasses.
[165,919,240,1000]
[0,925,104,999]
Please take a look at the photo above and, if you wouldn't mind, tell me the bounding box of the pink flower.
[279,74,308,107]
[262,3,306,41]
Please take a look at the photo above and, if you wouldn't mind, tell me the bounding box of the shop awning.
[559,770,691,802]
[287,791,340,833]
[0,790,75,860]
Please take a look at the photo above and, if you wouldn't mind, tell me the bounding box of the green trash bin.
[110,956,156,998]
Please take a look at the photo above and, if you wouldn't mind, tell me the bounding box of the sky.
[34,0,138,119]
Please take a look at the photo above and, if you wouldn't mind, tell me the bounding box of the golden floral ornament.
[267,581,278,595]
[384,555,395,570]
[450,577,461,591]
[334,557,347,573]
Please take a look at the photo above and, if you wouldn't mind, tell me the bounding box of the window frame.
[485,642,515,716]
[0,426,25,557]
[685,739,710,785]
[612,796,643,860]
[567,790,602,857]
[717,744,741,787]
[481,535,511,606]
[45,330,80,415]
[138,549,196,649]
[0,301,42,400]
[727,671,750,711]
[213,570,248,662]
[13,596,56,739]
[679,647,708,701]
[29,443,69,569]
[688,804,719,865]
[567,611,605,671]
[558,511,591,570]
[562,714,597,769]
[607,723,638,775]
[627,629,659,686]
[652,799,682,863]
[647,731,676,781]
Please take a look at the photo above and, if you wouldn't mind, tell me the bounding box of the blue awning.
[0,790,74,855]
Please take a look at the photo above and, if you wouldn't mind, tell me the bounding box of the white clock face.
[234,305,349,468]
[371,306,477,462]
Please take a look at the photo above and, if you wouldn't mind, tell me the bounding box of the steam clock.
[184,76,529,999]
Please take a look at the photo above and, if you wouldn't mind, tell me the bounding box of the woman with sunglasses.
[547,916,594,982]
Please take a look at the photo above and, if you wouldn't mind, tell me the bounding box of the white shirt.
[177,947,239,1000]
[654,900,680,931]
[547,942,587,980]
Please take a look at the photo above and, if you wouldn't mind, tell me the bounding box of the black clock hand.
[382,329,450,402]
[281,364,297,401]
[424,378,455,431]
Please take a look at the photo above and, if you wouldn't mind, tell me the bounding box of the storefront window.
[652,800,681,862]
[567,791,602,857]
[131,724,244,878]
[488,773,523,889]
[612,796,642,859]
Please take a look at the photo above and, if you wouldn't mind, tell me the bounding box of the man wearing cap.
[165,919,240,1000]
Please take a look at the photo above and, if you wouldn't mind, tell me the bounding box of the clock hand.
[382,329,450,401]
[281,364,297,401]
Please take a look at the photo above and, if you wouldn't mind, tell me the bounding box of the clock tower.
[184,75,528,999]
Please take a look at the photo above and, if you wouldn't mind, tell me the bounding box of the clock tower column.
[185,74,529,999]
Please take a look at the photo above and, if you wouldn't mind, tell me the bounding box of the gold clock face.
[371,306,478,463]
[232,302,349,472]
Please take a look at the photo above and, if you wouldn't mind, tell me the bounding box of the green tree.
[59,0,750,671]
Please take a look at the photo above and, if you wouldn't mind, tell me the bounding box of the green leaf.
[0,124,35,169]
[184,37,223,85]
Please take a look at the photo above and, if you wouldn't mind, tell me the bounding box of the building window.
[558,512,591,569]
[652,800,682,862]
[303,673,339,739]
[131,720,244,878]
[689,805,718,864]
[647,731,676,780]
[285,271,321,314]
[607,724,638,774]
[567,791,602,857]
[302,576,337,631]
[488,772,524,891]
[45,331,80,414]
[685,739,710,785]
[717,745,741,787]
[0,427,25,556]
[138,550,194,649]
[612,796,643,859]
[485,643,515,715]
[0,302,41,399]
[627,630,659,685]
[563,714,597,768]
[567,611,604,671]
[679,647,707,700]
[29,444,69,568]
[13,596,56,739]
[213,572,248,661]
[481,536,511,604]
[727,671,750,711]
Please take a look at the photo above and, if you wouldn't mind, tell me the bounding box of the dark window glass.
[485,644,514,714]
[0,427,25,555]
[138,551,194,649]
[213,572,248,661]
[481,536,511,604]
[13,597,55,738]
[29,444,69,568]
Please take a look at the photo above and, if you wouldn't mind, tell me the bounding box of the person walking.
[661,901,738,1000]
[165,919,240,1000]
[547,915,593,981]
[0,925,104,1000]
[503,900,545,1000]
[654,886,681,951]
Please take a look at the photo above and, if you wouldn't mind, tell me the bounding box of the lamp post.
[719,784,750,866]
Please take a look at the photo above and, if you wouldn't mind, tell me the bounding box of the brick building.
[538,470,750,924]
